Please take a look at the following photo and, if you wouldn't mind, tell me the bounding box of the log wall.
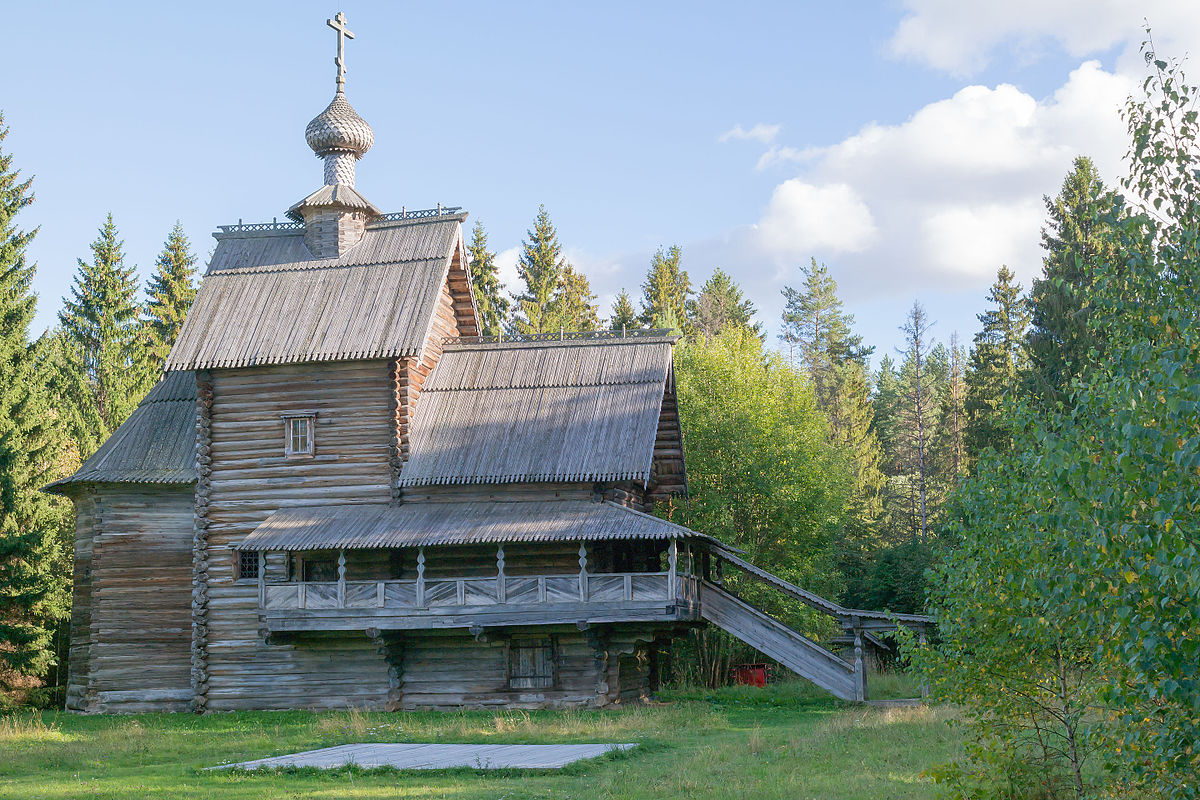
[66,486,195,713]
[203,359,395,710]
[398,625,661,709]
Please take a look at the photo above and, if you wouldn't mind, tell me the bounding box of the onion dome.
[305,91,374,158]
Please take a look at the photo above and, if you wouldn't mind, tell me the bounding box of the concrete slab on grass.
[212,742,637,771]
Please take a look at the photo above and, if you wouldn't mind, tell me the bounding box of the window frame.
[237,549,260,582]
[282,414,316,458]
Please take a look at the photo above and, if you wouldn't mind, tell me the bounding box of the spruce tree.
[57,214,153,454]
[1026,156,1119,407]
[965,265,1030,461]
[466,220,509,336]
[0,114,72,687]
[509,205,566,335]
[689,268,761,337]
[144,221,197,371]
[548,262,599,332]
[608,289,638,331]
[639,245,690,330]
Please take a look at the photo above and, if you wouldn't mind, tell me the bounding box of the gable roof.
[44,371,197,493]
[235,499,716,551]
[164,213,465,371]
[400,337,676,487]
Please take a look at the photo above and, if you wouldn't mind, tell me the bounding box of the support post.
[919,629,929,700]
[416,547,426,608]
[578,542,588,602]
[852,619,867,702]
[337,549,346,608]
[715,556,724,587]
[496,544,506,603]
[667,539,678,600]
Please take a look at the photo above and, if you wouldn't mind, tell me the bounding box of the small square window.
[238,550,260,580]
[284,416,314,457]
[508,638,556,690]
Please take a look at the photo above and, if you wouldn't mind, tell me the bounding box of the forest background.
[2,33,1199,800]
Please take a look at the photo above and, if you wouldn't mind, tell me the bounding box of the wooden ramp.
[698,580,860,701]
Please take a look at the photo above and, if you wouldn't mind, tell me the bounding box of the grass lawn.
[0,677,962,800]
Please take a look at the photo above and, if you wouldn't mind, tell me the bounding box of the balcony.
[259,571,701,633]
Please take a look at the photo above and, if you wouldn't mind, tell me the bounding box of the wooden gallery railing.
[258,540,701,613]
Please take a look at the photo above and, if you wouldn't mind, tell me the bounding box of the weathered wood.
[698,581,857,701]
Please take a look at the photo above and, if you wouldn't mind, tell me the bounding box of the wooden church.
[47,14,925,714]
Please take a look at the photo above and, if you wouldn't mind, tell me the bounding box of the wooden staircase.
[697,548,932,702]
[699,581,860,700]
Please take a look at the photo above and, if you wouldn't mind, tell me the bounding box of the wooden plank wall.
[647,386,686,503]
[67,486,194,713]
[204,360,395,710]
[64,491,97,712]
[398,625,659,709]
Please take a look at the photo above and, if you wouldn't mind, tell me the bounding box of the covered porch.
[235,499,713,633]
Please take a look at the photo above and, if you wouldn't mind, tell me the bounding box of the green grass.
[0,679,961,799]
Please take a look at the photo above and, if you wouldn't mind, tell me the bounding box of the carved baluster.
[667,539,678,601]
[337,550,347,607]
[416,547,425,608]
[496,544,506,603]
[578,542,588,602]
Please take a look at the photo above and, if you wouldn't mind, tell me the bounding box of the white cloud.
[756,181,878,256]
[889,0,1200,75]
[732,60,1135,306]
[718,123,781,144]
[756,145,813,170]
[495,246,520,294]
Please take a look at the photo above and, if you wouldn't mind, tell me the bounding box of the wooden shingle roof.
[164,214,465,371]
[400,338,676,487]
[45,371,197,493]
[235,499,716,551]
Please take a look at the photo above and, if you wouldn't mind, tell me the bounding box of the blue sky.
[5,1,1197,359]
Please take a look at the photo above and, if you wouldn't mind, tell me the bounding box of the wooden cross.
[327,11,355,92]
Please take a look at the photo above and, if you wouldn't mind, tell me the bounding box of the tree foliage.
[0,114,72,690]
[143,221,197,371]
[607,289,638,331]
[688,268,760,337]
[922,48,1200,799]
[667,327,851,619]
[55,214,152,454]
[1025,156,1120,408]
[509,205,565,335]
[548,262,599,332]
[466,221,509,337]
[639,245,690,330]
[964,265,1030,462]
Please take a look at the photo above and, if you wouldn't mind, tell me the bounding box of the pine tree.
[144,221,197,371]
[689,268,761,337]
[896,301,937,543]
[0,114,72,687]
[548,262,599,332]
[933,332,967,485]
[639,245,690,330]
[57,214,153,454]
[965,265,1030,461]
[1026,156,1119,407]
[509,205,566,335]
[608,289,638,331]
[780,259,870,379]
[780,259,885,565]
[466,220,509,336]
